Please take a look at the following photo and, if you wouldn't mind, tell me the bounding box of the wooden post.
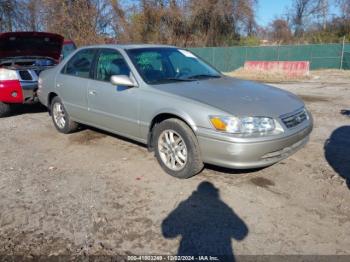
[340,36,345,70]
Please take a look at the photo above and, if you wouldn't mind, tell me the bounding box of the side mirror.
[110,75,136,87]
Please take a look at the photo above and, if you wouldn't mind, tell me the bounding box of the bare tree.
[319,0,329,30]
[0,0,19,31]
[337,0,350,19]
[270,18,293,44]
[289,0,324,37]
[21,0,45,31]
[109,0,132,42]
[42,0,109,45]
[323,0,350,40]
[238,0,258,36]
[0,0,260,46]
[187,0,258,46]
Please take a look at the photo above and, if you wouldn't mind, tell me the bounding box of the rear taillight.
[0,79,23,103]
[0,69,23,103]
[0,68,18,81]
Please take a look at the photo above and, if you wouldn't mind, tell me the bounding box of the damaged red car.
[0,32,75,117]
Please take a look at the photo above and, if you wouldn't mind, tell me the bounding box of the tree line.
[267,0,350,44]
[0,0,349,47]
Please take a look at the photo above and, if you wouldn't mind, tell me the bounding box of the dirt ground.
[0,70,349,260]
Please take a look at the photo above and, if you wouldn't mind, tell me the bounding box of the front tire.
[50,96,78,134]
[153,118,204,179]
[0,102,11,118]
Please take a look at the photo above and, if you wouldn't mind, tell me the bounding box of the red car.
[0,32,76,117]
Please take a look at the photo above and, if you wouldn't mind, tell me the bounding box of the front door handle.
[89,90,97,96]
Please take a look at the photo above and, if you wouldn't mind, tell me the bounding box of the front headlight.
[210,116,276,134]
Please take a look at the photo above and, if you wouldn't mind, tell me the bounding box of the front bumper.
[196,121,313,169]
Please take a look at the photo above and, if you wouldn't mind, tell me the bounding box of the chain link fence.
[188,43,350,72]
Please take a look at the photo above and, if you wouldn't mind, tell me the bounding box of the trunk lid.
[0,32,64,61]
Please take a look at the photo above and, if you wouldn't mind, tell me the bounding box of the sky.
[257,0,292,26]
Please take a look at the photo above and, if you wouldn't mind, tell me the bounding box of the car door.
[56,48,97,123]
[87,48,140,140]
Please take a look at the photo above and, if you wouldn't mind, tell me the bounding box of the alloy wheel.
[158,129,188,171]
[53,102,66,129]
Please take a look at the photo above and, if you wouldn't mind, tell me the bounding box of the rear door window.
[62,49,96,78]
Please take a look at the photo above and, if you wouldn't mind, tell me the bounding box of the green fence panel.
[343,44,350,70]
[311,57,341,69]
[189,47,214,65]
[189,43,349,71]
[224,47,247,71]
[278,45,313,61]
[212,47,229,72]
[245,46,278,61]
[309,44,342,69]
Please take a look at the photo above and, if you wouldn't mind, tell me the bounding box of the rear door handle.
[89,90,97,95]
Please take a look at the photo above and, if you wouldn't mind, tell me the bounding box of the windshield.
[126,48,221,84]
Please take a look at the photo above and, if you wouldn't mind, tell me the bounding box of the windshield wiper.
[164,77,196,82]
[186,74,221,80]
[150,77,196,84]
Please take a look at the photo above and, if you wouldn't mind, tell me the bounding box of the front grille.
[281,108,307,128]
[19,70,33,81]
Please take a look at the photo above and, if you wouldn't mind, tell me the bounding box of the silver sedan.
[38,45,313,178]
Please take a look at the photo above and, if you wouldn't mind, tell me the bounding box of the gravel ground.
[0,70,349,260]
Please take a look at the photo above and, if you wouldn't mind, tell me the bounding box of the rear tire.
[153,118,204,179]
[50,96,78,134]
[0,102,11,118]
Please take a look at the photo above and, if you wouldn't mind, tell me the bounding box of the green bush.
[238,36,261,46]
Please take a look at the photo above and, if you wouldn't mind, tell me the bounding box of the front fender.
[143,108,198,150]
[150,108,198,132]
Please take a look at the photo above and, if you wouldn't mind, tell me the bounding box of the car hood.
[151,76,304,118]
[0,32,64,60]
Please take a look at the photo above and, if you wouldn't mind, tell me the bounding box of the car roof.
[79,44,177,50]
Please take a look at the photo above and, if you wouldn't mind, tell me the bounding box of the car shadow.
[4,102,47,117]
[204,164,264,175]
[324,126,350,189]
[162,181,249,262]
[74,127,266,176]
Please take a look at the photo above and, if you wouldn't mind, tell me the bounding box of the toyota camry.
[38,45,313,178]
